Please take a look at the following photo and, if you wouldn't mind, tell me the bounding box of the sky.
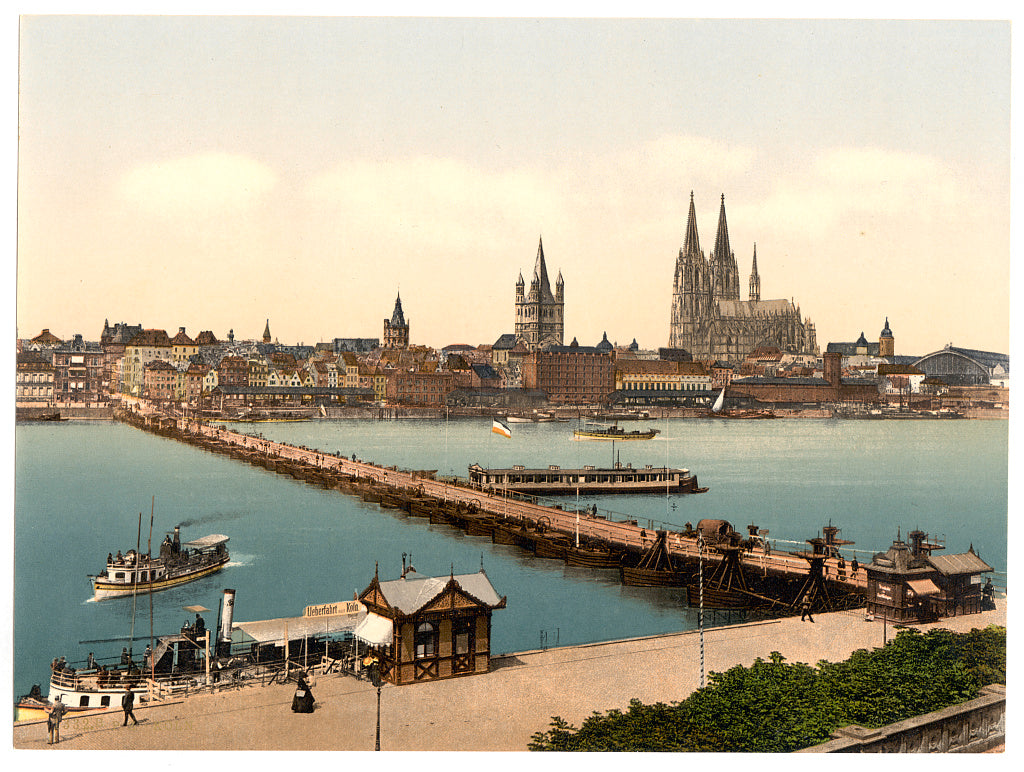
[14,15,1012,357]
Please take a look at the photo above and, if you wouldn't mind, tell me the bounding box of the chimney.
[218,589,236,657]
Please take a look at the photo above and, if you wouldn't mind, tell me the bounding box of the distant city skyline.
[16,17,1011,357]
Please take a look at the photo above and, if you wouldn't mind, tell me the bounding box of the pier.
[119,408,868,612]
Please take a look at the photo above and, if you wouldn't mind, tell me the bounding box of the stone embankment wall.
[800,683,1005,753]
[16,406,113,420]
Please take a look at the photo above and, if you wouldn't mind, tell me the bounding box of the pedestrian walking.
[121,687,138,726]
[800,599,815,623]
[47,695,66,744]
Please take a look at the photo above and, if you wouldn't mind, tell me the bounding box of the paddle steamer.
[91,526,229,601]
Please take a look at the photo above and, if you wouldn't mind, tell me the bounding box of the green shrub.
[528,625,1005,752]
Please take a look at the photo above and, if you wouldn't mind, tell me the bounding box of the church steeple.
[263,319,272,344]
[713,194,732,266]
[749,243,761,302]
[515,235,564,350]
[384,292,409,349]
[712,194,740,300]
[682,191,701,257]
[390,292,406,327]
[532,236,554,302]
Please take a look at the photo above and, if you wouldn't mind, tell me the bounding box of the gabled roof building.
[357,565,506,685]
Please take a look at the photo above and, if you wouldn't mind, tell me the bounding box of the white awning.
[354,612,393,646]
[234,609,364,645]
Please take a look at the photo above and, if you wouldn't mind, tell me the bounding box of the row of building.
[15,311,1009,413]
[13,192,1007,410]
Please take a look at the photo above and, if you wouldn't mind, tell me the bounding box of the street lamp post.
[368,659,383,751]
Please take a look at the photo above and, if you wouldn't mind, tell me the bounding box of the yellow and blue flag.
[492,418,512,438]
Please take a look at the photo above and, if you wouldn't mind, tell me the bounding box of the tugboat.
[91,525,229,601]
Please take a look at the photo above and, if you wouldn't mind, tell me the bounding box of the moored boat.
[573,422,659,440]
[16,589,368,722]
[468,461,704,495]
[620,530,691,587]
[566,543,623,569]
[91,525,229,601]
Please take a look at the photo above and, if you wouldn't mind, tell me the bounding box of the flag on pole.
[492,418,512,438]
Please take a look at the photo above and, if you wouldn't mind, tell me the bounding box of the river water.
[13,417,1007,696]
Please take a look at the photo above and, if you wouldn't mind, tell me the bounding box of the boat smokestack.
[173,525,181,552]
[218,589,236,656]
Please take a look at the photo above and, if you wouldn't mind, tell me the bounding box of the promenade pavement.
[13,600,1005,752]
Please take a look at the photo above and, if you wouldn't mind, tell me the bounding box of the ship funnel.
[218,589,236,656]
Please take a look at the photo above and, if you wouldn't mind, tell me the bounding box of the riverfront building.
[669,193,818,363]
[521,339,615,405]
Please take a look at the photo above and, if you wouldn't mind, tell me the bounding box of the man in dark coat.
[800,598,815,622]
[122,687,138,726]
[47,696,66,744]
[291,676,315,713]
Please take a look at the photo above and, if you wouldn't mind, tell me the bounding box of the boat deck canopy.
[183,534,230,550]
[233,609,365,645]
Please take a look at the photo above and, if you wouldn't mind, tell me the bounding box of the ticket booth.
[357,564,506,685]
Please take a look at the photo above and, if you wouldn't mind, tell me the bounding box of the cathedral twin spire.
[680,191,751,302]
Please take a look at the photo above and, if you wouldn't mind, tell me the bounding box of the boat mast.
[128,511,142,664]
[147,497,155,679]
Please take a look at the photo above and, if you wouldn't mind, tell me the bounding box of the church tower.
[710,194,741,301]
[879,317,894,359]
[749,244,761,302]
[263,319,272,344]
[515,237,564,350]
[669,192,711,349]
[383,292,409,349]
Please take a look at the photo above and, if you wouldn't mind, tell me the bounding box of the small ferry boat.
[468,462,705,495]
[91,525,229,601]
[504,411,558,423]
[572,422,659,441]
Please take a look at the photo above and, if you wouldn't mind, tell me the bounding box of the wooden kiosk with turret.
[865,529,992,623]
[356,560,506,686]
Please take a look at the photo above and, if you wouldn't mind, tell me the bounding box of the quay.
[124,409,869,602]
[13,599,1005,751]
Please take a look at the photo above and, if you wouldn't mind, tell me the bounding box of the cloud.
[305,156,566,249]
[117,153,277,218]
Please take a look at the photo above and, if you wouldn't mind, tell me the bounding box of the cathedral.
[668,193,818,363]
[515,237,564,350]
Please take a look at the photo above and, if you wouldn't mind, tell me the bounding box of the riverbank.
[13,599,1005,751]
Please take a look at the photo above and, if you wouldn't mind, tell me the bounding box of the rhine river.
[13,417,1007,697]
